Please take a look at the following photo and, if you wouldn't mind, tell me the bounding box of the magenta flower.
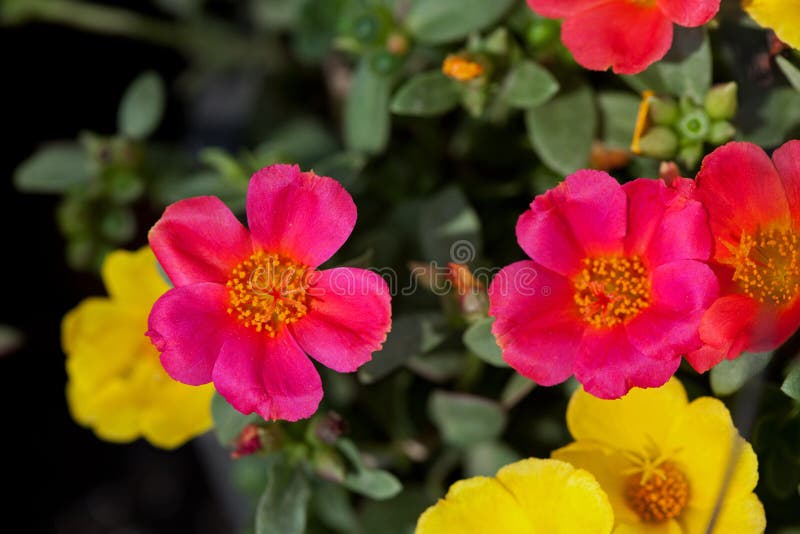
[489,171,718,399]
[147,164,391,421]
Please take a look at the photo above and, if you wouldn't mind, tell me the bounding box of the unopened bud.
[637,126,679,160]
[678,142,704,170]
[649,96,679,126]
[708,120,736,145]
[704,82,738,121]
[315,411,348,445]
[676,110,710,142]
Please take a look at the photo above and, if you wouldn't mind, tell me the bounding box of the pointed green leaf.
[710,352,772,397]
[429,391,507,447]
[598,91,641,149]
[503,61,559,109]
[777,56,800,92]
[344,58,391,155]
[118,71,166,139]
[463,317,506,367]
[782,365,800,401]
[14,143,92,193]
[391,71,460,117]
[255,460,311,534]
[406,0,516,45]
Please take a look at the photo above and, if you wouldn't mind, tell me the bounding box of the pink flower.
[526,0,720,74]
[147,164,391,421]
[489,171,718,399]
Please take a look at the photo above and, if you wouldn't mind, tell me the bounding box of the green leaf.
[782,365,800,401]
[709,352,772,397]
[623,28,711,101]
[255,460,311,534]
[598,91,641,149]
[337,438,403,500]
[419,186,482,265]
[310,479,360,533]
[359,487,433,534]
[344,58,391,155]
[464,441,521,477]
[740,88,800,147]
[463,317,506,367]
[117,71,166,139]
[777,56,800,92]
[525,85,596,175]
[428,390,507,447]
[502,61,559,109]
[14,143,92,193]
[312,151,367,192]
[390,71,460,117]
[359,313,447,384]
[765,444,800,499]
[406,0,516,45]
[211,392,263,445]
[501,373,536,409]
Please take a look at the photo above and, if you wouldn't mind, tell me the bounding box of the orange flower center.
[731,227,800,305]
[573,256,651,328]
[625,462,690,523]
[226,251,310,336]
[442,55,484,81]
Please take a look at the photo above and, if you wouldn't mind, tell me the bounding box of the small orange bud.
[442,55,484,82]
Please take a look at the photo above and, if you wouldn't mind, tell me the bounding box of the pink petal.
[697,143,791,263]
[562,1,674,74]
[489,260,584,386]
[623,178,712,265]
[148,196,253,287]
[625,260,718,360]
[147,283,233,385]
[246,164,357,268]
[291,268,391,373]
[526,0,603,18]
[517,170,626,275]
[574,328,681,399]
[212,330,323,422]
[772,140,800,220]
[687,294,760,372]
[657,0,720,26]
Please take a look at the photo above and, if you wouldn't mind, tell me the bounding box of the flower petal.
[489,261,584,386]
[680,493,765,534]
[147,283,232,386]
[565,377,688,452]
[149,196,252,286]
[696,142,791,263]
[574,328,680,399]
[666,397,760,510]
[517,170,626,275]
[687,294,760,372]
[495,458,615,533]
[625,260,718,360]
[525,0,604,18]
[657,0,720,26]
[561,1,673,74]
[246,164,357,268]
[291,267,391,373]
[622,178,711,265]
[416,476,531,534]
[141,381,214,450]
[772,139,800,220]
[744,0,800,50]
[212,330,323,422]
[102,247,169,307]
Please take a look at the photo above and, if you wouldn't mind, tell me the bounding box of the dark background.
[1,19,238,534]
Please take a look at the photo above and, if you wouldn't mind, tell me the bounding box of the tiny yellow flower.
[442,54,485,82]
[744,0,800,49]
[63,247,214,449]
[416,458,614,534]
[552,378,766,533]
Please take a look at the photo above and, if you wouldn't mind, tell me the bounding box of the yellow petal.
[567,378,688,452]
[63,298,146,390]
[416,476,531,534]
[102,247,169,308]
[495,458,615,533]
[552,442,639,524]
[70,377,144,443]
[141,380,214,449]
[679,493,765,534]
[744,0,800,49]
[665,397,759,510]
[613,519,683,534]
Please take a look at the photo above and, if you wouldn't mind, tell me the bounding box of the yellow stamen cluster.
[573,256,651,328]
[442,55,484,82]
[625,462,690,523]
[226,251,310,336]
[731,227,800,305]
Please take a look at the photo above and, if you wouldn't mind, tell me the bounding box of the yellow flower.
[744,0,800,49]
[416,458,614,534]
[552,378,765,533]
[63,247,214,449]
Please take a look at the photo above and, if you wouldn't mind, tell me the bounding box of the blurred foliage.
[7,0,800,532]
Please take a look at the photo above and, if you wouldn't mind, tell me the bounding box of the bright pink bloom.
[526,0,720,74]
[489,171,718,399]
[687,141,800,372]
[147,164,391,421]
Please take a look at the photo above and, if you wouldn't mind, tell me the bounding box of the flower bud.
[649,96,679,126]
[708,120,736,145]
[704,82,738,120]
[637,126,679,160]
[676,110,710,142]
[678,142,704,170]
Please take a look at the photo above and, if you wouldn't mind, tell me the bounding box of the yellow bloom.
[744,0,800,49]
[416,458,614,534]
[63,247,214,449]
[552,378,765,534]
